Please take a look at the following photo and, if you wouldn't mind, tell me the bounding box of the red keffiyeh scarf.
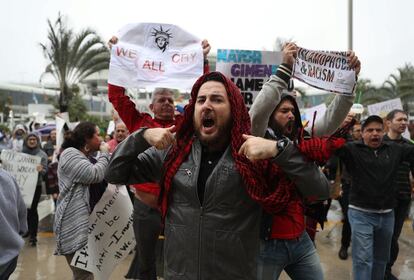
[159,72,293,217]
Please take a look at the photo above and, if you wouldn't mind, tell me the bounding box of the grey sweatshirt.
[0,168,28,265]
[250,71,354,138]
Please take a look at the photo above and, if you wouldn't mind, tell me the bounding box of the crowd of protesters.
[0,39,414,280]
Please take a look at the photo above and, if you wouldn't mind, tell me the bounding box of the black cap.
[361,115,383,130]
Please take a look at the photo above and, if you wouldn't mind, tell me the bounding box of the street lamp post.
[348,0,353,51]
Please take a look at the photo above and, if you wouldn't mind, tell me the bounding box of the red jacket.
[108,84,183,195]
[270,198,305,239]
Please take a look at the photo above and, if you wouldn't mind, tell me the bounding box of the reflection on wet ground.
[9,199,414,280]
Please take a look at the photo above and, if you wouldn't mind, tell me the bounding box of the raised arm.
[108,84,147,131]
[250,43,296,137]
[59,148,110,185]
[311,95,354,137]
[202,39,211,74]
[311,51,361,137]
[249,74,288,137]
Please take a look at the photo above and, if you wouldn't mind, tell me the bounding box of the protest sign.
[216,49,282,108]
[109,22,203,90]
[293,47,356,95]
[302,103,328,124]
[367,98,403,117]
[71,185,135,280]
[106,120,115,136]
[52,115,66,163]
[0,149,41,208]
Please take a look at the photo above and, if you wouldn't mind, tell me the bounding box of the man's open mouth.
[203,117,215,128]
[285,121,294,133]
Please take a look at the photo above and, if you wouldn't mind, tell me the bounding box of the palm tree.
[40,13,110,112]
[355,78,389,105]
[382,64,414,112]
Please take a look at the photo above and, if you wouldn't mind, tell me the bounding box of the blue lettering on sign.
[217,49,262,64]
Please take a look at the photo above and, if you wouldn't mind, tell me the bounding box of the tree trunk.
[59,83,70,113]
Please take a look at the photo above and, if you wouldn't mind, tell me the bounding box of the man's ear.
[149,103,155,113]
[385,120,391,127]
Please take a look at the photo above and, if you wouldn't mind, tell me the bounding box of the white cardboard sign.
[71,185,135,280]
[294,47,356,95]
[109,22,203,90]
[1,150,41,208]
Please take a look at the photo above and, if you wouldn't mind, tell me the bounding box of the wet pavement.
[8,199,414,280]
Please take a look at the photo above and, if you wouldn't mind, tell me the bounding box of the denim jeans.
[348,208,394,280]
[387,199,411,273]
[257,231,323,280]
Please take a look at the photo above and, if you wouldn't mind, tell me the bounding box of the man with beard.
[105,71,329,280]
[108,36,211,280]
[383,109,413,280]
[108,37,211,280]
[248,42,361,279]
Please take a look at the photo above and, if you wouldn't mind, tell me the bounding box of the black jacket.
[336,140,414,210]
[383,135,414,200]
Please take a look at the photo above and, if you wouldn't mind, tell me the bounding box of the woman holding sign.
[54,121,110,280]
[22,132,48,247]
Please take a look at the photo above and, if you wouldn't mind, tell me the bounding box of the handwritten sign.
[294,47,356,95]
[367,98,403,117]
[0,149,41,208]
[216,49,282,108]
[109,22,203,90]
[71,184,135,280]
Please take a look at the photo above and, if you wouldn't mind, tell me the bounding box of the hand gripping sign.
[293,47,356,95]
[108,22,204,90]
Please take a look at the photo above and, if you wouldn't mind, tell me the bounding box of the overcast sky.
[1,0,413,86]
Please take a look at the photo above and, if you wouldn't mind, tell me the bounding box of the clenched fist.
[143,126,177,150]
[238,134,279,161]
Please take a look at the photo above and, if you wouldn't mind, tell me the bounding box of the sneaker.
[338,246,348,260]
